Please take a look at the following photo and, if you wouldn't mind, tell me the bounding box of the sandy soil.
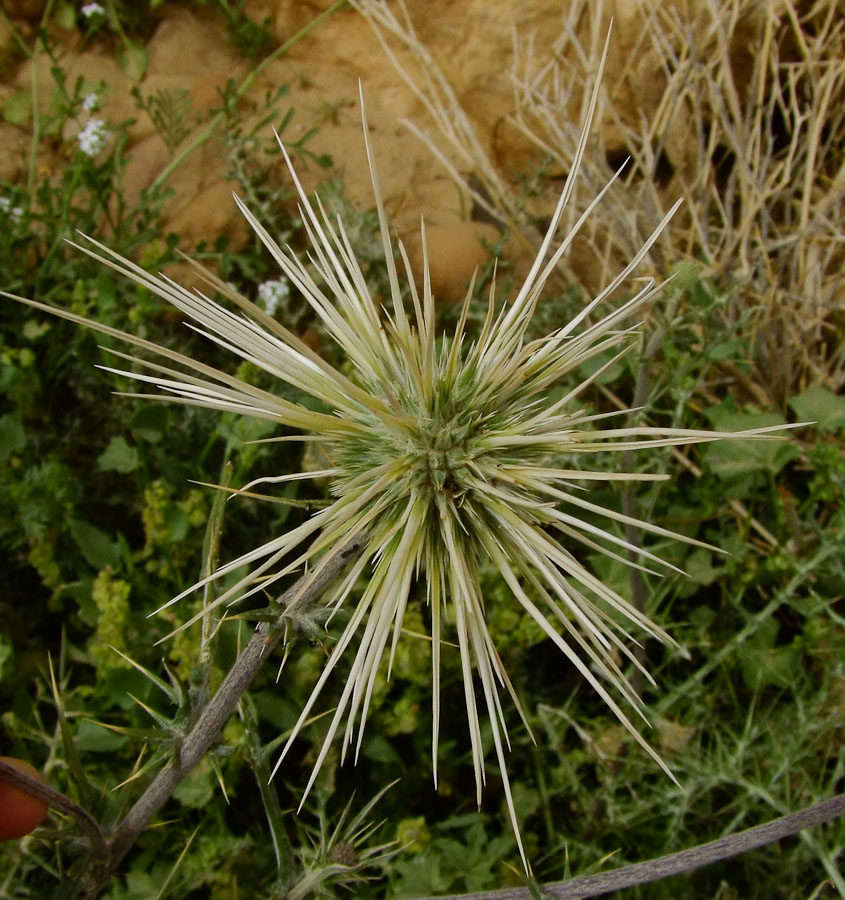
[0,0,774,301]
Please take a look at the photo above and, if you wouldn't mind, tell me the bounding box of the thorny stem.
[412,793,845,900]
[77,534,367,900]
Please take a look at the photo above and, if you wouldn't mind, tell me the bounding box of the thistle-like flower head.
[7,80,795,870]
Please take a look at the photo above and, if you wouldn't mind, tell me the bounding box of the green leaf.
[361,732,402,765]
[98,435,139,473]
[578,349,625,384]
[164,503,189,543]
[22,319,52,341]
[0,634,13,684]
[788,386,845,432]
[68,518,120,570]
[707,339,747,361]
[3,90,31,127]
[96,271,117,311]
[62,577,98,625]
[98,666,156,711]
[0,413,27,462]
[74,719,127,752]
[738,618,800,689]
[173,761,216,808]
[117,39,148,81]
[685,548,722,587]
[131,404,167,442]
[702,410,798,478]
[54,1,77,29]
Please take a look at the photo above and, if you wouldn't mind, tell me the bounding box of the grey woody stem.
[78,534,367,900]
[413,793,845,900]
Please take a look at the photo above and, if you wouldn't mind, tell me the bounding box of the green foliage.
[389,815,515,896]
[217,0,274,59]
[131,86,199,156]
[789,385,845,432]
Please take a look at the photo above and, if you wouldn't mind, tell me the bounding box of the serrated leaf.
[684,547,721,586]
[704,440,798,479]
[787,386,845,432]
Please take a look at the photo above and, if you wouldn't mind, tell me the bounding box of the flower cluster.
[0,197,23,223]
[257,277,291,317]
[81,2,105,20]
[6,84,795,870]
[76,118,109,158]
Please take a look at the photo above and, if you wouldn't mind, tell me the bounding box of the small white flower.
[77,118,109,158]
[81,2,105,19]
[82,93,99,112]
[257,278,290,317]
[0,197,23,223]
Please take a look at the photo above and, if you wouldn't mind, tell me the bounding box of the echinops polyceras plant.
[7,79,794,870]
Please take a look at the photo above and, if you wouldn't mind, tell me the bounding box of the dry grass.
[356,0,845,406]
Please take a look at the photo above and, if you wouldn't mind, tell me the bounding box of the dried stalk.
[356,0,845,401]
[410,792,845,900]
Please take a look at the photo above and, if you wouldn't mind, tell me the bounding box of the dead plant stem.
[411,793,845,900]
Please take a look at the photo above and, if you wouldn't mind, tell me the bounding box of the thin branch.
[0,759,107,859]
[410,793,845,900]
[77,534,367,900]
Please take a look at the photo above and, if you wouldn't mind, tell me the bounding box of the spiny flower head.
[7,79,795,870]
